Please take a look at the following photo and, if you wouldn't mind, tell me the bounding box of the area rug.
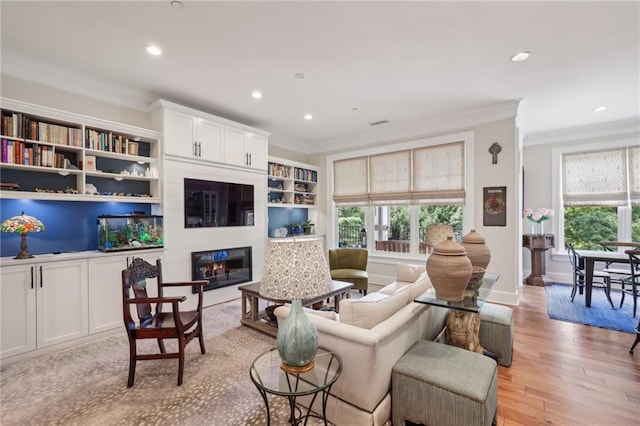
[0,299,327,426]
[545,284,637,334]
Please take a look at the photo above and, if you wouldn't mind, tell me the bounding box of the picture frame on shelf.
[84,155,96,172]
[127,141,139,156]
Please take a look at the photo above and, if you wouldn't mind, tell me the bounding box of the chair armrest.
[127,296,187,304]
[161,280,208,287]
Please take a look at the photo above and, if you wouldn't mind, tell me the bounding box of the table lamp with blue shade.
[260,238,332,373]
[1,211,45,259]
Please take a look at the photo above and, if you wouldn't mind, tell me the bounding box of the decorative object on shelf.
[461,229,491,269]
[260,239,332,373]
[523,207,554,235]
[290,223,303,235]
[426,236,472,302]
[1,211,45,259]
[274,227,288,238]
[301,220,314,235]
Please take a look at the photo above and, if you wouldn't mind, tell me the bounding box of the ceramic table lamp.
[260,238,332,373]
[1,211,45,259]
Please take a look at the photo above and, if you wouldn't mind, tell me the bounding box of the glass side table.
[250,347,342,426]
[414,272,500,356]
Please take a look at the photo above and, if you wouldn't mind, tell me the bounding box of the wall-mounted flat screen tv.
[184,178,254,228]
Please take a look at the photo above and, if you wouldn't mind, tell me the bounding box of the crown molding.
[313,100,521,154]
[523,117,640,146]
[2,51,156,113]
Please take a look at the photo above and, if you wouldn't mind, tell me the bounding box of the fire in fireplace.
[191,246,252,292]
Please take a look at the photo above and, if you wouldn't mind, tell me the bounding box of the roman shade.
[333,156,369,206]
[412,142,465,204]
[332,141,465,206]
[562,147,638,207]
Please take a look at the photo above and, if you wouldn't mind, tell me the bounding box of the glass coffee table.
[415,272,500,355]
[250,347,342,426]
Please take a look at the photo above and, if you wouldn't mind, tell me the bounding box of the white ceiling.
[1,1,638,152]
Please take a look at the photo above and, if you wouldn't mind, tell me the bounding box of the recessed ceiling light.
[251,91,263,99]
[295,73,305,80]
[511,51,530,62]
[171,0,184,8]
[352,107,359,111]
[592,105,607,112]
[145,45,162,56]
[304,114,313,120]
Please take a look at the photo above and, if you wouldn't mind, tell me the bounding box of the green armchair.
[328,248,369,295]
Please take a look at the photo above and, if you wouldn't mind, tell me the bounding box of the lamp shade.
[260,238,332,300]
[1,211,45,234]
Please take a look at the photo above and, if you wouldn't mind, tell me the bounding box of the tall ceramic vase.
[426,237,472,302]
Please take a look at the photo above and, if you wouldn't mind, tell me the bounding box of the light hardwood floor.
[496,284,639,425]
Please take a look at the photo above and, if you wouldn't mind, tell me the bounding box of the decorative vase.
[426,237,473,302]
[461,229,491,269]
[531,221,544,235]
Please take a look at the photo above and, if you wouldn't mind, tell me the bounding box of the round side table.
[250,347,342,426]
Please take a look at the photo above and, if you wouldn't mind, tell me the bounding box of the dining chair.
[623,250,640,318]
[566,244,614,308]
[122,257,208,387]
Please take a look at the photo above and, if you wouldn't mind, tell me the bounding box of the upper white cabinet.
[150,100,268,172]
[224,127,267,171]
[0,98,161,203]
[162,108,223,162]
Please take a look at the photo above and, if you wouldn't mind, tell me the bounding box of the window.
[557,143,639,251]
[330,132,474,257]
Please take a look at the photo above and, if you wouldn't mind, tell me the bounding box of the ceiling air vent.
[369,119,389,126]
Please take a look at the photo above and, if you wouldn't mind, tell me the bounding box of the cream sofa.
[274,264,448,426]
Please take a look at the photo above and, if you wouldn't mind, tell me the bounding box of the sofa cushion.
[279,303,337,321]
[339,288,409,329]
[379,271,432,301]
[396,263,426,283]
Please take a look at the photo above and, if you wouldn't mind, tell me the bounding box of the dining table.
[576,250,630,307]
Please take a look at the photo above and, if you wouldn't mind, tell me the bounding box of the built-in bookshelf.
[0,99,161,203]
[267,157,318,207]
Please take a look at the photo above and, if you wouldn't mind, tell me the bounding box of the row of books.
[294,167,317,183]
[1,138,72,168]
[268,162,291,178]
[1,110,83,146]
[85,129,139,155]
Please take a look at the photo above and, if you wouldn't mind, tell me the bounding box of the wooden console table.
[238,280,353,337]
[523,234,555,286]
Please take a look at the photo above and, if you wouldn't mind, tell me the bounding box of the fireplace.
[191,246,252,292]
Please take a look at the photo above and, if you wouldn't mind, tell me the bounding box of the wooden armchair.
[121,257,207,387]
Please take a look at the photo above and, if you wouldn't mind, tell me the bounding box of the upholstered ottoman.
[479,303,514,367]
[392,340,497,426]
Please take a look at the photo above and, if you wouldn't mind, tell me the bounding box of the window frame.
[327,131,475,261]
[552,137,638,254]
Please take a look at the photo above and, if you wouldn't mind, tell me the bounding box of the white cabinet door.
[224,126,248,167]
[247,133,267,171]
[88,255,128,334]
[164,109,197,158]
[1,264,37,359]
[36,259,89,348]
[196,118,224,163]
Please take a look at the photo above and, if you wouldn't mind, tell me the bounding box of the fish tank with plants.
[97,214,164,252]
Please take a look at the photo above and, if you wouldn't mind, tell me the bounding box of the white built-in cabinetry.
[0,98,161,203]
[1,258,88,359]
[267,156,318,207]
[0,250,163,361]
[150,100,269,172]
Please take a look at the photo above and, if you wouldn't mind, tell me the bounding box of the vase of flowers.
[523,208,554,235]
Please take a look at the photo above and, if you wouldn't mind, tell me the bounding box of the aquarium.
[97,214,164,252]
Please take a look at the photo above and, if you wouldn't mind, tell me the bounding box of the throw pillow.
[396,263,426,283]
[339,288,409,329]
